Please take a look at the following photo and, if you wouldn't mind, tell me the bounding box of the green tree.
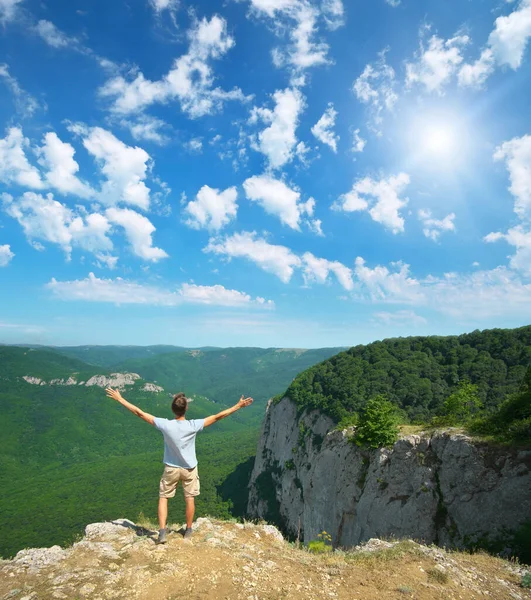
[441,381,482,425]
[355,395,400,448]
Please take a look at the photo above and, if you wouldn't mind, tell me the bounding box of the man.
[105,387,253,544]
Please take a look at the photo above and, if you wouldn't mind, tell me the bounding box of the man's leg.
[158,497,168,530]
[185,497,195,529]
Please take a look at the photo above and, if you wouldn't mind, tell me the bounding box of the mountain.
[50,345,214,368]
[117,346,346,419]
[284,326,531,422]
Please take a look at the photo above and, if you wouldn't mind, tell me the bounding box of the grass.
[426,567,450,584]
[343,540,424,565]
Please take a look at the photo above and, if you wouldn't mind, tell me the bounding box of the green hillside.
[118,346,345,412]
[283,326,531,422]
[50,345,197,368]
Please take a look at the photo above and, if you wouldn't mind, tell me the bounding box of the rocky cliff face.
[248,397,531,551]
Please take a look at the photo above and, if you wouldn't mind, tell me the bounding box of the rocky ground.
[1,518,529,600]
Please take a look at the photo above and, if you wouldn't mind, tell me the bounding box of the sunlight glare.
[423,125,455,156]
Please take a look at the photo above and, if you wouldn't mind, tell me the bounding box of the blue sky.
[0,0,531,348]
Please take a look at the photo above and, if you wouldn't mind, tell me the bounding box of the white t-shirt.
[153,417,205,468]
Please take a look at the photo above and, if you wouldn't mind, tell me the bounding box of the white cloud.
[354,256,424,304]
[484,135,531,278]
[99,15,249,119]
[418,209,456,241]
[2,191,113,259]
[35,20,74,48]
[206,231,356,290]
[179,283,274,307]
[205,231,302,283]
[384,0,400,6]
[321,0,344,30]
[47,272,273,308]
[0,64,40,118]
[70,125,152,210]
[250,87,304,169]
[0,244,14,266]
[0,0,22,22]
[0,127,44,189]
[186,137,203,153]
[354,256,531,321]
[488,0,531,69]
[493,134,531,220]
[311,102,339,152]
[184,185,238,231]
[334,173,410,233]
[308,217,323,236]
[352,128,366,153]
[120,116,170,145]
[243,174,314,230]
[301,251,353,290]
[248,0,334,76]
[426,267,531,319]
[485,225,531,276]
[373,310,427,326]
[458,1,531,87]
[458,48,495,88]
[405,33,470,93]
[105,207,168,262]
[37,132,94,198]
[353,51,397,133]
[149,0,178,12]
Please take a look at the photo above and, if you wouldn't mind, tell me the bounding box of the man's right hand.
[237,395,253,408]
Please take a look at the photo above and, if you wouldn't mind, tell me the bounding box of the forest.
[283,325,531,423]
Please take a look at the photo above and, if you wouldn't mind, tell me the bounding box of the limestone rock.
[142,382,164,393]
[261,525,283,542]
[247,396,531,551]
[13,546,69,572]
[84,521,135,543]
[84,373,141,389]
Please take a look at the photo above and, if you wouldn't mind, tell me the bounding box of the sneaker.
[156,528,167,544]
[183,527,193,540]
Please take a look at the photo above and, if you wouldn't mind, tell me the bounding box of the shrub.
[522,573,531,589]
[336,412,359,430]
[433,381,482,427]
[307,531,333,554]
[355,395,400,449]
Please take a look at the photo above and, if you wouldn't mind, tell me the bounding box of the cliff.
[247,397,531,552]
[1,517,529,600]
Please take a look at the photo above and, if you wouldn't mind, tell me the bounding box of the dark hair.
[171,392,188,417]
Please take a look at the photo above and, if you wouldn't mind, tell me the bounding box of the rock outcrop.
[20,373,164,392]
[248,397,531,551]
[1,518,529,600]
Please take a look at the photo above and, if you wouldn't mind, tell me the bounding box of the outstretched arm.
[204,395,253,428]
[106,387,156,425]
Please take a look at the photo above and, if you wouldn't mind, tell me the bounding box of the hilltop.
[1,517,529,600]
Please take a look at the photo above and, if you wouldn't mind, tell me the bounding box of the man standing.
[105,388,253,544]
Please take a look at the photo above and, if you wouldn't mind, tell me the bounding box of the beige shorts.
[159,464,200,499]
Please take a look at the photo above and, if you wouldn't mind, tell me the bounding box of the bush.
[469,366,531,443]
[336,412,359,430]
[433,381,482,427]
[307,531,333,554]
[522,573,531,589]
[355,395,400,449]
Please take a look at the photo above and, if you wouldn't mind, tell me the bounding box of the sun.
[422,125,455,156]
